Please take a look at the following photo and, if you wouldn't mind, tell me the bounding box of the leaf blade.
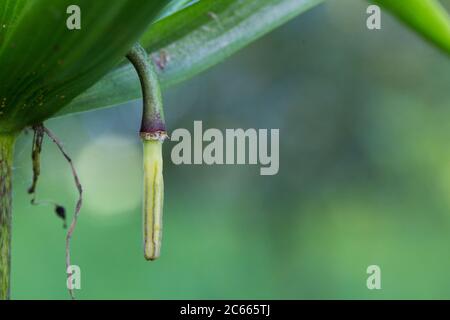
[0,0,168,133]
[59,0,325,117]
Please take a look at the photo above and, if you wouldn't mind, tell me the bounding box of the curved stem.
[126,43,166,136]
[0,133,16,300]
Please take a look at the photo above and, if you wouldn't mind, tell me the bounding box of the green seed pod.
[142,135,166,260]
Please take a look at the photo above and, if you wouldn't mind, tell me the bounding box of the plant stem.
[0,133,16,300]
[127,43,167,261]
[126,43,166,135]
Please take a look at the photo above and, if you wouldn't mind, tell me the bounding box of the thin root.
[28,124,83,300]
[28,125,44,198]
[42,126,83,300]
[28,125,67,228]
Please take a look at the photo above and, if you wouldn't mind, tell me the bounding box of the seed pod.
[142,136,165,260]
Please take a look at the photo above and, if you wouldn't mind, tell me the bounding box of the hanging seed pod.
[127,44,167,261]
[142,134,166,260]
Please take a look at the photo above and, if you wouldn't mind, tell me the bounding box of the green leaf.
[0,0,168,133]
[58,0,324,117]
[374,0,450,54]
[155,0,197,21]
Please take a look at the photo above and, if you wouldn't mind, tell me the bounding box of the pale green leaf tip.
[373,0,450,56]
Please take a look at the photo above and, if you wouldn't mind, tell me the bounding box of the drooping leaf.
[0,0,168,133]
[58,0,325,117]
[374,0,450,54]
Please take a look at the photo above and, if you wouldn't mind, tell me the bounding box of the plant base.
[0,133,16,300]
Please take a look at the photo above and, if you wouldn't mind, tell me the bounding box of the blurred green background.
[9,0,450,299]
